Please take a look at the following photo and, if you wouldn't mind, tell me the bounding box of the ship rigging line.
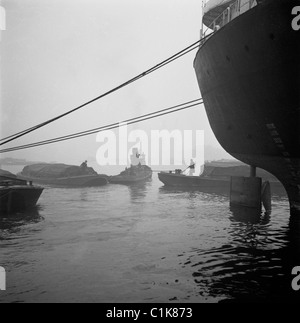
[0,98,203,154]
[0,33,213,147]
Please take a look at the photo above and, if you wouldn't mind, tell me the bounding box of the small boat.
[0,170,44,214]
[158,170,230,189]
[17,162,108,187]
[109,148,152,185]
[109,165,152,185]
[158,162,286,195]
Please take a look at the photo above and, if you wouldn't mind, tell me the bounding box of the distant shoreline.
[0,161,39,166]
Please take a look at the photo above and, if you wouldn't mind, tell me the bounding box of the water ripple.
[0,177,299,303]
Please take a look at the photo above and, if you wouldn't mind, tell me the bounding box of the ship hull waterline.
[194,0,300,215]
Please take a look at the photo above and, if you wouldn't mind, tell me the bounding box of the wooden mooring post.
[230,175,262,210]
[230,165,272,212]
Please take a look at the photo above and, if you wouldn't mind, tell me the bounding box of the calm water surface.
[0,167,300,303]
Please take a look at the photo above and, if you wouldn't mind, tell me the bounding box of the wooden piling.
[230,176,262,209]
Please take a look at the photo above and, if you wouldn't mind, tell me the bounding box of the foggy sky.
[0,0,231,171]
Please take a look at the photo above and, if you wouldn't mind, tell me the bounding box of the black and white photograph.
[0,0,300,307]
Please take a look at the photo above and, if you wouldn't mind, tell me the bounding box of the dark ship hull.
[194,0,300,214]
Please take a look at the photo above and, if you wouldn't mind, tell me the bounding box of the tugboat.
[194,0,300,214]
[0,170,44,214]
[17,161,108,187]
[109,149,152,185]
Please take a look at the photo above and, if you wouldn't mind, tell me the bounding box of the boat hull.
[109,173,152,185]
[17,174,108,187]
[194,0,300,214]
[0,186,44,214]
[158,172,285,196]
[159,172,230,190]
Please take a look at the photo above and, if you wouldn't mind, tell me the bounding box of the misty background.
[0,0,232,174]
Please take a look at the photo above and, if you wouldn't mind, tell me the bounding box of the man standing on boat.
[189,159,196,176]
[80,160,88,170]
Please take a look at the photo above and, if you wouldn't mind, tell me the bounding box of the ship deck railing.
[200,0,257,44]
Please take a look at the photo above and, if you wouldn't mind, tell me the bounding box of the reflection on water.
[159,185,230,198]
[185,205,300,303]
[230,205,271,225]
[0,208,43,235]
[79,190,89,202]
[127,181,150,202]
[0,176,299,303]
